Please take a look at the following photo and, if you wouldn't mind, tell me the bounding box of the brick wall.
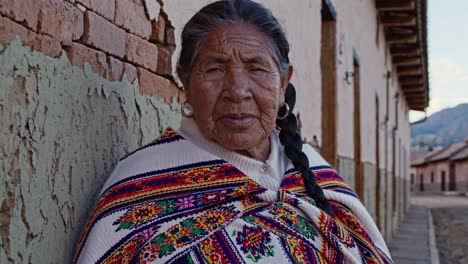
[0,0,180,103]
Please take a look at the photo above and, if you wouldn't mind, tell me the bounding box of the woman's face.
[182,22,292,158]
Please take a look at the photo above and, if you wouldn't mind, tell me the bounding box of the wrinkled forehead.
[197,22,276,61]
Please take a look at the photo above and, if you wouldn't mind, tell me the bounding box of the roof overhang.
[376,0,429,111]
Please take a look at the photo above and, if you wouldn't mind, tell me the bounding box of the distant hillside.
[411,103,468,149]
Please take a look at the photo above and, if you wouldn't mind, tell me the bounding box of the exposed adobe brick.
[178,91,187,105]
[0,16,37,47]
[33,34,62,58]
[108,56,124,82]
[38,0,84,42]
[124,63,137,83]
[166,27,175,46]
[115,0,152,39]
[75,0,115,21]
[125,33,158,72]
[156,46,172,76]
[149,15,165,44]
[0,16,62,58]
[64,42,107,77]
[137,67,179,103]
[82,10,126,58]
[0,0,41,31]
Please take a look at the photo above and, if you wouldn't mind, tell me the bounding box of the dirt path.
[412,194,468,264]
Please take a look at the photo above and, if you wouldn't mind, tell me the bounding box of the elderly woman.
[74,0,392,263]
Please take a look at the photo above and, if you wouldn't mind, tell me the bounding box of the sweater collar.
[177,117,287,185]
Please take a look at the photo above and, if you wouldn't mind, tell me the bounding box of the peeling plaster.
[143,0,161,21]
[0,37,181,263]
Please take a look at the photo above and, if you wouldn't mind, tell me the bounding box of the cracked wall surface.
[0,38,181,264]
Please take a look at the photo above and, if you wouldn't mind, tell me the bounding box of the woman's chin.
[213,130,269,154]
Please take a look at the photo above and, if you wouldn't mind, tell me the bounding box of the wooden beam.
[398,65,422,75]
[405,92,425,98]
[381,15,416,26]
[401,84,424,90]
[409,100,428,106]
[386,34,417,43]
[409,104,426,111]
[408,101,428,107]
[376,0,415,11]
[393,56,421,65]
[399,75,423,85]
[390,45,420,56]
[403,88,424,95]
[406,99,426,106]
[387,26,417,35]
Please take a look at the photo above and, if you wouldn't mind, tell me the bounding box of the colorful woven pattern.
[74,128,393,264]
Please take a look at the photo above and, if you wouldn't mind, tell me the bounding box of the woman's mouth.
[219,113,256,127]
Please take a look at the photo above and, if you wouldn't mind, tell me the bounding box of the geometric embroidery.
[138,205,239,259]
[233,224,274,262]
[269,203,318,240]
[114,202,168,231]
[318,211,355,249]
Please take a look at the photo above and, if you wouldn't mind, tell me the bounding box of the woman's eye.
[249,65,267,72]
[250,67,267,75]
[207,67,223,73]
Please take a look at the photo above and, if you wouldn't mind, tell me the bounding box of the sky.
[409,0,468,122]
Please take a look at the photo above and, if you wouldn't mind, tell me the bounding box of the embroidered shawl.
[73,128,393,264]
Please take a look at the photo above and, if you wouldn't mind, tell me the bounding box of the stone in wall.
[0,38,181,264]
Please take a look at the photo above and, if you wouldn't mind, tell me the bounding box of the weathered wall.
[0,0,185,263]
[0,38,181,264]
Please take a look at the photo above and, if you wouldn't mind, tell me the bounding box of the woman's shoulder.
[99,128,218,194]
[301,143,331,168]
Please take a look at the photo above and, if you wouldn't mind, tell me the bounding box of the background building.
[411,140,468,193]
[0,0,428,262]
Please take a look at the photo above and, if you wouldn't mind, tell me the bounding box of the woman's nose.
[222,70,252,102]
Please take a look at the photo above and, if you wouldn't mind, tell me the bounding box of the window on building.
[411,173,414,185]
[431,172,434,184]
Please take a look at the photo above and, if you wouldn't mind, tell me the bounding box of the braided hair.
[177,0,333,215]
[276,84,333,215]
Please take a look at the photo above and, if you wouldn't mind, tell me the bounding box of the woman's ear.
[280,65,293,97]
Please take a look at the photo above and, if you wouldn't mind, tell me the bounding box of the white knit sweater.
[178,117,330,202]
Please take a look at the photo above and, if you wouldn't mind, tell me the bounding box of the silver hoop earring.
[182,101,193,117]
[277,102,290,120]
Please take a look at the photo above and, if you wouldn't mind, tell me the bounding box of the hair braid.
[277,84,333,215]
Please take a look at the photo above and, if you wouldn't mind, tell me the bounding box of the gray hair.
[176,0,290,82]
